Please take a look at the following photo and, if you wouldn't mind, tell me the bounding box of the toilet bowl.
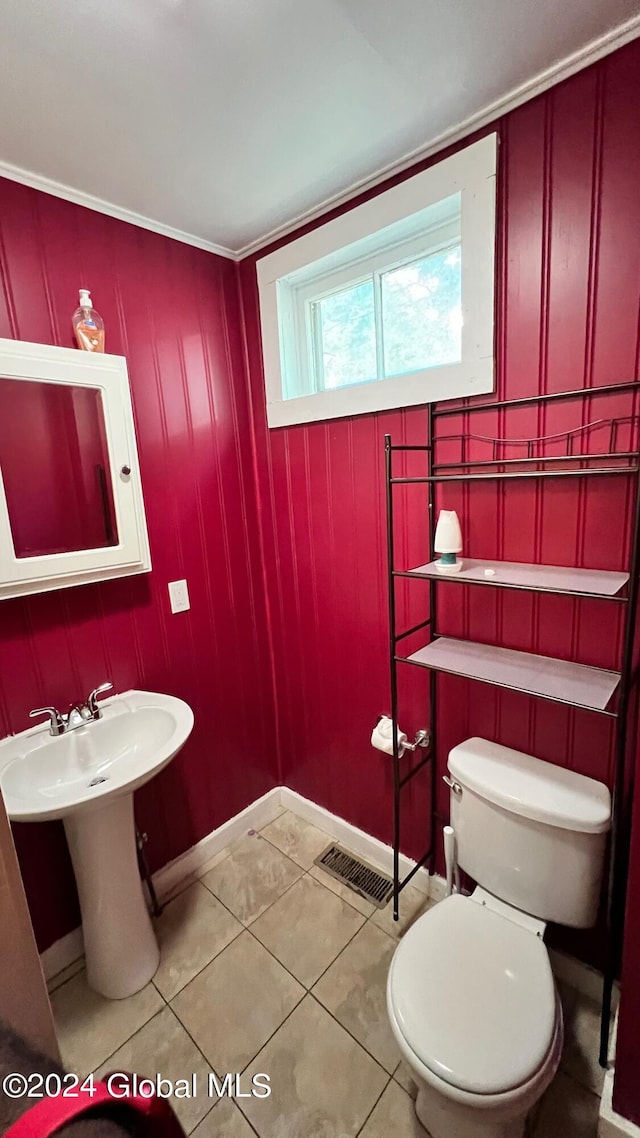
[385,737,610,1136]
[387,890,564,1138]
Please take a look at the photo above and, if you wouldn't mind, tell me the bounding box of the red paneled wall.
[3,35,640,1124]
[239,39,640,977]
[0,178,278,950]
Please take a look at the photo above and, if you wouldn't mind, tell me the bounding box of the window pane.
[382,247,462,377]
[315,279,377,390]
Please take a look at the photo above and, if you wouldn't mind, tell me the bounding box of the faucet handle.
[29,706,64,737]
[87,682,113,718]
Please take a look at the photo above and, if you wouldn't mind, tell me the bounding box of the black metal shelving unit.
[385,380,640,1068]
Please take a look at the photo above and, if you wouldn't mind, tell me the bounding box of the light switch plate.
[168,579,190,613]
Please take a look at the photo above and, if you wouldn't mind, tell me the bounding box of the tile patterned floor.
[50,808,603,1137]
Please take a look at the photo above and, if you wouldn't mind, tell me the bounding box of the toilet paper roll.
[371,716,408,757]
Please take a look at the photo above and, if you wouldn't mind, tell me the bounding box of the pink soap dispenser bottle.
[72,288,105,352]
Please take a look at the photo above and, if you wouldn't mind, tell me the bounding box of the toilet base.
[415,1082,526,1138]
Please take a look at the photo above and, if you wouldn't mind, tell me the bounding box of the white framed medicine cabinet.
[0,338,151,601]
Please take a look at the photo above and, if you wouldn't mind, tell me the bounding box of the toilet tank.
[448,738,611,928]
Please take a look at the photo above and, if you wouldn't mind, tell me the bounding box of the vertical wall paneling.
[0,180,278,950]
[3,34,640,1126]
[240,40,640,982]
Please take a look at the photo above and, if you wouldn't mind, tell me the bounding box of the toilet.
[386,737,611,1138]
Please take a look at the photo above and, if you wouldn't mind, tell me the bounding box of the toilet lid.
[388,894,557,1095]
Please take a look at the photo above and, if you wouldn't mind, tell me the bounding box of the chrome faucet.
[29,682,113,737]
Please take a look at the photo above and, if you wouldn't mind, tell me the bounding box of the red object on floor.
[2,1080,185,1138]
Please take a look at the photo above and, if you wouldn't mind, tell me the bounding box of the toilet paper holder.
[403,727,430,752]
[374,716,430,752]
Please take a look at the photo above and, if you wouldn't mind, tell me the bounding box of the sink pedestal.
[64,793,159,999]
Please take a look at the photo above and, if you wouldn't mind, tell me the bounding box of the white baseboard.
[41,787,283,981]
[153,787,283,902]
[597,1010,640,1138]
[549,946,610,1005]
[42,782,638,1130]
[42,780,640,1133]
[41,783,604,1010]
[41,928,84,983]
[279,787,430,894]
[599,1069,637,1138]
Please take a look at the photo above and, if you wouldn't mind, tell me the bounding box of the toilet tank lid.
[448,738,611,834]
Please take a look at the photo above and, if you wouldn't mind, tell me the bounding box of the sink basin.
[0,691,193,821]
[0,690,194,1000]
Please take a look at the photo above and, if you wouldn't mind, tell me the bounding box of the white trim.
[238,14,640,259]
[599,1069,633,1138]
[548,947,609,1005]
[1,16,638,261]
[41,784,430,983]
[258,136,496,428]
[0,160,238,262]
[278,787,431,894]
[153,787,283,902]
[598,1010,640,1138]
[0,339,151,600]
[41,928,84,983]
[41,784,604,1010]
[41,787,283,981]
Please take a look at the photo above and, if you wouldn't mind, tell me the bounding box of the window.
[258,134,497,428]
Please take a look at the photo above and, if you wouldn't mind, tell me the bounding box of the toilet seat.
[387,893,557,1096]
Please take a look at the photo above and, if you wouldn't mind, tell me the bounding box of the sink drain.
[88,776,108,787]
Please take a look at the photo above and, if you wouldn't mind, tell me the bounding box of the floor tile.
[556,980,578,1024]
[359,1080,427,1137]
[192,1099,257,1138]
[370,884,433,940]
[160,873,200,906]
[394,1061,419,1100]
[561,992,606,1095]
[250,874,364,987]
[50,969,163,1077]
[154,880,242,1000]
[241,995,387,1138]
[308,864,375,917]
[171,931,304,1074]
[260,811,330,870]
[313,922,399,1072]
[259,804,286,830]
[201,833,303,925]
[47,956,85,995]
[96,1006,212,1134]
[197,847,233,877]
[534,1071,599,1137]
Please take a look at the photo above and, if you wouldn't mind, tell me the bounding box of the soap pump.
[72,288,105,353]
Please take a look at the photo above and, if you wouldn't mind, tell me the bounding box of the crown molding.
[0,160,238,261]
[237,12,640,260]
[1,13,639,262]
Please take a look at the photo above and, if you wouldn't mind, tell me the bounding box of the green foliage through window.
[315,280,377,390]
[309,245,461,391]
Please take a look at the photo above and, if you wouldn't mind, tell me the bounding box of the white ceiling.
[0,0,639,257]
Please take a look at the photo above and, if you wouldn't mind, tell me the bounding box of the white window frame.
[257,134,497,428]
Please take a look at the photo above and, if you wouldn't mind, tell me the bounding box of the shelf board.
[403,558,629,599]
[405,637,620,713]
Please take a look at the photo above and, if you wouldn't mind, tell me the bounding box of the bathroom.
[1,3,640,1137]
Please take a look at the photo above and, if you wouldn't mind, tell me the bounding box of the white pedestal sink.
[0,691,194,999]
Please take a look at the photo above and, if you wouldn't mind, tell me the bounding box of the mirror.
[0,378,118,558]
[0,337,151,601]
